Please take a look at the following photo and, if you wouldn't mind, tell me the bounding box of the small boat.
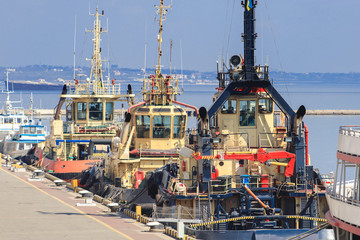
[325,126,360,239]
[34,8,133,181]
[0,69,29,141]
[2,122,46,160]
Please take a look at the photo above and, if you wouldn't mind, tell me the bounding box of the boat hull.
[40,157,102,180]
[192,229,334,240]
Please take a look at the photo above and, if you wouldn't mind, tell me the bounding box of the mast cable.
[225,0,236,60]
[263,0,292,106]
[221,0,230,60]
[73,15,77,80]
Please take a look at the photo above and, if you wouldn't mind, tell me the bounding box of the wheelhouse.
[132,105,187,150]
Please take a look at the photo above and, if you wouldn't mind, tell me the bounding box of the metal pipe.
[128,100,149,113]
[243,184,271,212]
[304,123,309,165]
[171,99,199,115]
[268,162,288,167]
[54,85,67,120]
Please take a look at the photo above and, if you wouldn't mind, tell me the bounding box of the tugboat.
[326,126,360,239]
[36,8,134,180]
[147,1,334,239]
[104,0,198,188]
[81,0,198,203]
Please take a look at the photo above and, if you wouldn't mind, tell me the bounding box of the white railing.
[337,126,360,156]
[327,183,360,207]
[339,126,360,137]
[66,82,122,95]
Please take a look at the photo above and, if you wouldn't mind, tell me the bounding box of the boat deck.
[0,161,172,240]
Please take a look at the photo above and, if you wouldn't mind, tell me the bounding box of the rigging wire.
[225,0,236,61]
[73,15,77,80]
[263,0,292,107]
[221,0,230,62]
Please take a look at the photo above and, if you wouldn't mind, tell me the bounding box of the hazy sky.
[1,0,360,73]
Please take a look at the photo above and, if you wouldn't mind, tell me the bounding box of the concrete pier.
[0,161,172,240]
[306,110,360,115]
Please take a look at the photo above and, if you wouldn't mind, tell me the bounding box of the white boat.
[326,125,360,239]
[0,69,29,140]
[2,122,46,159]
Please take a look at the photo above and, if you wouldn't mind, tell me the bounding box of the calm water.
[3,83,360,176]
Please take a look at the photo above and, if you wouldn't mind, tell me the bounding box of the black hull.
[7,81,63,91]
[50,172,83,181]
[193,229,334,240]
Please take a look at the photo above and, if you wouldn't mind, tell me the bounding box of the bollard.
[136,205,142,221]
[177,221,184,239]
[71,179,78,192]
[107,203,120,212]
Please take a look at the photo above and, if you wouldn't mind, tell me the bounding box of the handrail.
[189,215,327,229]
[339,126,360,137]
[326,187,360,207]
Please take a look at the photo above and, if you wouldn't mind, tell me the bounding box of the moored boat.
[0,69,29,141]
[80,0,198,205]
[2,122,46,160]
[325,126,360,239]
[35,8,134,180]
[142,1,334,239]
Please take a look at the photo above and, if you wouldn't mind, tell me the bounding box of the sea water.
[2,83,360,176]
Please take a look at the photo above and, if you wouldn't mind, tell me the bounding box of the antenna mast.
[155,0,170,77]
[73,15,77,80]
[86,8,107,93]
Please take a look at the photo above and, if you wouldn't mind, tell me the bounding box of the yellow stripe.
[1,168,135,240]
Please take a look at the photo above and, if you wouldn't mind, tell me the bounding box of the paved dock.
[0,163,172,240]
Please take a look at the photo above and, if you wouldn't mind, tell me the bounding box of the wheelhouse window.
[37,128,43,134]
[105,102,113,121]
[240,100,256,126]
[89,102,103,120]
[221,100,237,114]
[17,118,22,123]
[136,115,150,138]
[258,99,273,114]
[173,115,186,139]
[30,127,36,134]
[4,118,13,124]
[77,102,87,120]
[153,116,171,138]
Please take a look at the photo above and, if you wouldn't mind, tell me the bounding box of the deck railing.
[66,82,122,95]
[327,184,360,207]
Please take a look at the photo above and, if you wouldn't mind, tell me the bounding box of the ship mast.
[142,0,180,106]
[243,0,259,81]
[86,8,107,94]
[155,0,169,77]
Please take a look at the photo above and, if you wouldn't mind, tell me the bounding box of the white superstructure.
[326,126,360,239]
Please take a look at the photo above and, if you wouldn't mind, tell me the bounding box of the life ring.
[74,79,79,85]
[112,78,116,85]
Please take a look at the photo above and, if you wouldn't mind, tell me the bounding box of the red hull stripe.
[41,158,102,174]
[325,211,360,236]
[337,152,360,164]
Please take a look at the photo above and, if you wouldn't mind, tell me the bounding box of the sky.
[1,0,360,73]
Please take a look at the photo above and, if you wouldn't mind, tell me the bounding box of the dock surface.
[0,163,171,240]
